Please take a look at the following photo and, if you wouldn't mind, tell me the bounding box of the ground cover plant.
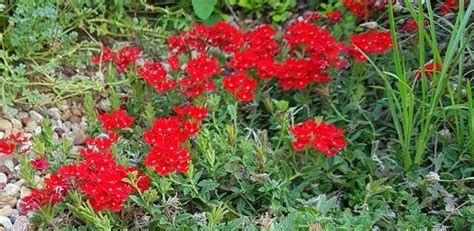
[0,0,474,230]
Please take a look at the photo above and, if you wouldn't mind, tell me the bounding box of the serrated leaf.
[192,0,217,20]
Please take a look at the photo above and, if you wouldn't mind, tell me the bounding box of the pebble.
[0,216,12,229]
[0,173,6,185]
[11,216,29,231]
[57,100,69,111]
[61,110,72,121]
[2,108,18,119]
[0,193,17,208]
[70,115,81,124]
[99,99,111,111]
[4,183,20,196]
[19,187,31,198]
[10,210,18,223]
[24,121,37,133]
[0,206,13,217]
[3,160,14,173]
[0,119,12,132]
[10,119,22,130]
[28,111,44,123]
[71,107,82,116]
[47,108,61,120]
[71,123,86,145]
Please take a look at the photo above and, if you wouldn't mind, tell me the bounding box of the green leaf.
[192,0,217,20]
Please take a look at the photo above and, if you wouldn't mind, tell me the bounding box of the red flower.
[0,132,30,155]
[438,0,459,15]
[327,10,343,22]
[401,19,420,33]
[112,46,141,72]
[349,31,393,62]
[207,22,244,53]
[343,0,388,19]
[91,46,113,64]
[144,146,190,176]
[416,61,443,78]
[277,57,330,90]
[98,108,134,131]
[0,140,14,155]
[222,72,257,102]
[137,62,176,93]
[304,12,321,22]
[179,55,220,97]
[173,105,208,122]
[290,120,347,156]
[30,157,48,171]
[85,133,120,150]
[168,55,181,72]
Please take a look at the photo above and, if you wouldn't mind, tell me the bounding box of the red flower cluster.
[85,133,120,151]
[290,119,347,156]
[349,31,393,62]
[438,0,459,15]
[223,72,257,102]
[91,46,141,72]
[0,132,30,155]
[343,0,388,20]
[327,10,343,22]
[179,55,220,97]
[20,136,150,214]
[168,22,243,54]
[30,157,48,171]
[401,19,420,33]
[143,105,207,176]
[137,62,176,93]
[98,108,134,131]
[278,57,330,90]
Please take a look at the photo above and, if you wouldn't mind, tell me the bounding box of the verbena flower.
[290,119,347,156]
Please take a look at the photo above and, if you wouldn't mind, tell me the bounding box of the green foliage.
[192,0,218,20]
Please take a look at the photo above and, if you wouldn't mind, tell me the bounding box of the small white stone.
[3,160,14,172]
[0,216,12,229]
[24,121,37,133]
[3,184,20,196]
[19,187,31,198]
[0,206,13,217]
[0,173,6,185]
[47,108,61,120]
[0,119,12,132]
[28,111,44,123]
[9,119,22,130]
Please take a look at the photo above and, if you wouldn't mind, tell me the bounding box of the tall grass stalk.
[381,0,474,170]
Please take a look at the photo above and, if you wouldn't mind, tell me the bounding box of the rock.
[61,110,72,121]
[11,216,29,231]
[2,108,18,119]
[10,119,22,130]
[24,121,38,133]
[19,187,31,198]
[72,128,86,145]
[28,111,44,123]
[47,108,61,120]
[10,210,18,223]
[4,183,20,196]
[0,193,17,208]
[0,173,6,185]
[71,107,82,116]
[3,160,14,173]
[0,119,12,132]
[98,99,111,111]
[14,179,24,187]
[0,206,13,217]
[0,216,12,229]
[70,115,81,124]
[57,100,69,111]
[0,166,10,176]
